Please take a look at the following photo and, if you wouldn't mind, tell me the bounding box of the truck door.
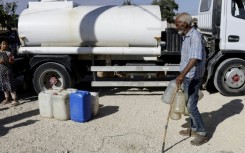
[223,0,245,50]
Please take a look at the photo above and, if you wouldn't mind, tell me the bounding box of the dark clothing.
[0,51,16,91]
[183,77,206,136]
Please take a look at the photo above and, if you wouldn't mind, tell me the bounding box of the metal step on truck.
[6,0,245,96]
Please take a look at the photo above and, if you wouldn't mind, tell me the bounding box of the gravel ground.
[0,87,244,153]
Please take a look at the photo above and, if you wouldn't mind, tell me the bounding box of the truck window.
[200,0,212,12]
[232,0,245,19]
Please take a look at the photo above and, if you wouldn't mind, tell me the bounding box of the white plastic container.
[170,105,181,120]
[90,92,99,116]
[45,88,63,94]
[198,90,204,101]
[183,106,189,116]
[61,88,77,94]
[173,89,186,114]
[52,92,70,120]
[161,80,177,104]
[38,91,53,118]
[181,84,204,101]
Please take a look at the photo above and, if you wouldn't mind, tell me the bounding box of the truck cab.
[199,0,245,96]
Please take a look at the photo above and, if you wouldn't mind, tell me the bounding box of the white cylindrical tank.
[18,2,161,47]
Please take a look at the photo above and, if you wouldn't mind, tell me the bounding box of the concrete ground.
[0,87,244,153]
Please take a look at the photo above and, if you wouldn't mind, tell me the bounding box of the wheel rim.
[39,69,64,90]
[225,67,245,89]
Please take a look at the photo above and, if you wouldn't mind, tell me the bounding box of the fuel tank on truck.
[18,1,162,48]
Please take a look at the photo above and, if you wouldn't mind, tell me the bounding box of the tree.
[0,1,18,29]
[152,0,178,23]
[123,0,131,5]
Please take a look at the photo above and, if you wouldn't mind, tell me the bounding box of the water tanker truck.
[11,0,245,96]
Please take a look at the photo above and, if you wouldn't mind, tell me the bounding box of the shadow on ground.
[92,104,119,120]
[181,99,244,139]
[164,99,243,152]
[0,77,39,137]
[0,109,39,137]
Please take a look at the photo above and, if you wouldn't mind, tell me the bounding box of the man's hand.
[176,73,185,87]
[176,58,199,87]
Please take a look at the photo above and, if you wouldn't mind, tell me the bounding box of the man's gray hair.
[176,12,193,25]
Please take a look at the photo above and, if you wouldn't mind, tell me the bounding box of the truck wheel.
[33,62,72,94]
[214,58,245,96]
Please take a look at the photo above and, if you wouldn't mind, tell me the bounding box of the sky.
[1,0,200,15]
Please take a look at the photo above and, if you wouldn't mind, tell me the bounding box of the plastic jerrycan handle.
[76,90,84,94]
[76,90,90,96]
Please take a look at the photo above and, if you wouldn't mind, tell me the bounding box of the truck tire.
[33,62,73,94]
[214,58,245,96]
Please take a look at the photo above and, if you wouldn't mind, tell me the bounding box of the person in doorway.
[0,40,19,106]
[175,12,208,146]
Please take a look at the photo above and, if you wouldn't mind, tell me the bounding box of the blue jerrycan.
[70,90,91,123]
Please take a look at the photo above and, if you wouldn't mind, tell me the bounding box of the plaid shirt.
[180,28,206,79]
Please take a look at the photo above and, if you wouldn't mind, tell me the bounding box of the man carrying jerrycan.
[175,12,208,146]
